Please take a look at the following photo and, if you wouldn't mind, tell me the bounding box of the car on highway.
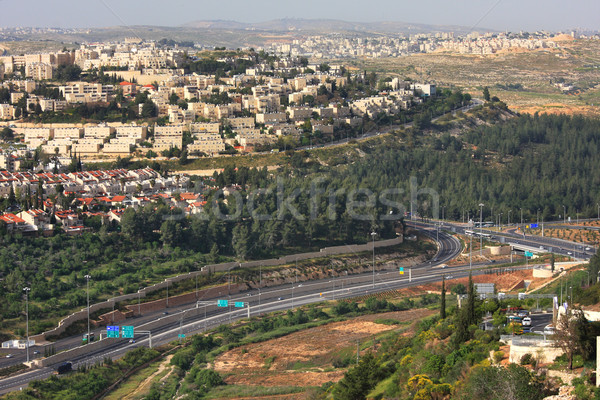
[33,350,40,355]
[522,317,532,326]
[5,354,14,358]
[445,275,453,280]
[567,251,573,255]
[586,247,592,251]
[544,325,555,335]
[278,297,284,301]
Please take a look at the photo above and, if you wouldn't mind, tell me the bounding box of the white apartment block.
[256,113,287,124]
[115,126,147,141]
[287,107,313,122]
[227,117,255,129]
[24,128,53,141]
[53,127,83,140]
[25,62,53,80]
[0,104,16,120]
[103,143,132,155]
[84,126,114,139]
[72,143,101,155]
[190,122,220,135]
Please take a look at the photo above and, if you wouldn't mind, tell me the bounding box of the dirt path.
[121,354,173,400]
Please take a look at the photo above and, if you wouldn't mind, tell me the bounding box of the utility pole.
[479,203,484,255]
[85,275,91,345]
[371,231,377,288]
[23,287,30,363]
[563,205,566,224]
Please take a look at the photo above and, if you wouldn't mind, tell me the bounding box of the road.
[423,219,595,261]
[0,224,464,394]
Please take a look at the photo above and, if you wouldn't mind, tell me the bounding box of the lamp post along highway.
[563,205,566,225]
[479,203,484,255]
[85,275,91,345]
[371,231,377,288]
[23,287,31,363]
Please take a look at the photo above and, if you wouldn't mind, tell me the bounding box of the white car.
[544,325,555,335]
[522,317,532,326]
[567,251,573,255]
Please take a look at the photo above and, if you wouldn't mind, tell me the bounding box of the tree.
[458,364,546,400]
[483,86,491,102]
[466,271,476,326]
[0,127,14,141]
[232,223,250,261]
[440,277,446,319]
[554,309,579,370]
[333,353,383,400]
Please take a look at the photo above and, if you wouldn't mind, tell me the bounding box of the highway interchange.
[0,219,587,395]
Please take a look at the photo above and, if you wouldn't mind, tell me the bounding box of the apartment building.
[84,126,114,139]
[153,124,183,151]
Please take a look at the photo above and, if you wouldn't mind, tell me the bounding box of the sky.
[0,0,598,32]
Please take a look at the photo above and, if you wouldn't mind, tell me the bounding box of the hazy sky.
[0,0,598,32]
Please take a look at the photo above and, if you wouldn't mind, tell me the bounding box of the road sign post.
[107,326,119,338]
[122,326,134,339]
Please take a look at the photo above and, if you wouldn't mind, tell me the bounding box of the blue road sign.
[217,300,228,307]
[530,224,538,228]
[178,334,186,338]
[524,251,533,258]
[107,325,119,338]
[234,302,245,308]
[122,326,134,338]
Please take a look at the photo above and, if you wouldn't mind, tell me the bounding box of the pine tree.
[440,277,446,319]
[467,271,476,326]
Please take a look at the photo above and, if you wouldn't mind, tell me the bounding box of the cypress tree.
[441,276,446,319]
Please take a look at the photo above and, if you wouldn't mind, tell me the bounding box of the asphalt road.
[423,220,595,260]
[0,225,463,394]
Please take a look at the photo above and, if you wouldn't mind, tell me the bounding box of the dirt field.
[213,309,435,388]
[531,227,600,245]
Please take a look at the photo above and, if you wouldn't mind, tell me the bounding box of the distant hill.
[182,18,481,35]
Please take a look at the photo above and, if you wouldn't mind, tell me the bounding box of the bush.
[493,351,504,364]
[520,353,534,365]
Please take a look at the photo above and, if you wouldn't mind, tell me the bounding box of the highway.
[0,224,465,394]
[0,217,566,395]
[423,219,596,261]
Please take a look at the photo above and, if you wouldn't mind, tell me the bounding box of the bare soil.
[213,309,435,388]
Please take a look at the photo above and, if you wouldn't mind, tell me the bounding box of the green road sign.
[524,251,533,258]
[217,300,228,307]
[234,302,245,308]
[122,326,134,338]
[107,326,119,338]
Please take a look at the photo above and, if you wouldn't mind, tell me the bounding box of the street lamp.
[508,210,512,226]
[23,287,31,363]
[537,209,540,226]
[84,274,91,345]
[597,203,599,220]
[479,203,484,255]
[520,208,523,225]
[563,205,566,224]
[371,232,377,288]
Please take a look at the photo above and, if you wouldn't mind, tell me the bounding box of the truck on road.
[55,362,72,375]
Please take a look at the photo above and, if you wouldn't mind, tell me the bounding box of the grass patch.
[103,359,164,400]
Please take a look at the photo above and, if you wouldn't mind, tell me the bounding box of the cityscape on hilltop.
[0,8,600,399]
